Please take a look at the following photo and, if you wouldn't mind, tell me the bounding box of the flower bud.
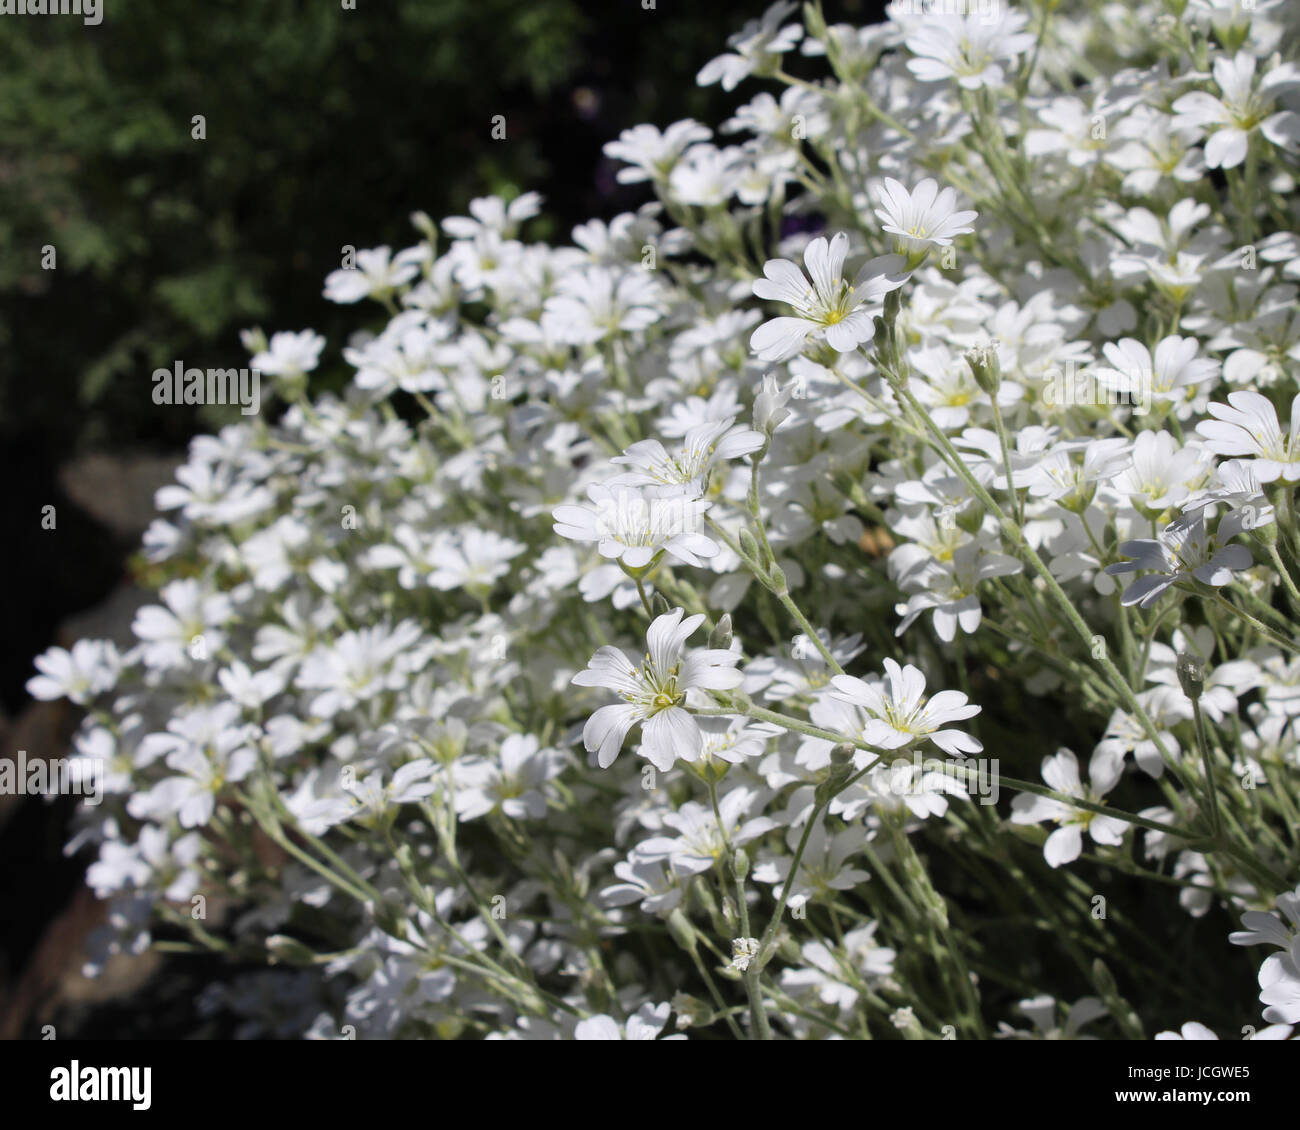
[883,286,904,323]
[1176,652,1204,701]
[266,934,317,966]
[964,344,1002,396]
[731,847,750,882]
[667,908,698,952]
[709,613,733,650]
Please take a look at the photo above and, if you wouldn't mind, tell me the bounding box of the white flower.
[829,657,982,757]
[1259,948,1300,1024]
[1105,511,1254,607]
[454,734,566,821]
[1155,1021,1219,1040]
[752,820,870,908]
[541,266,664,344]
[602,119,712,184]
[600,857,682,914]
[903,9,1036,91]
[552,483,718,570]
[750,232,907,361]
[1230,885,1300,949]
[753,372,796,434]
[874,178,978,258]
[1094,336,1220,412]
[696,1,803,92]
[132,579,234,670]
[894,543,1021,642]
[323,245,421,304]
[1171,52,1300,169]
[250,329,325,379]
[608,417,764,497]
[637,787,775,875]
[341,762,440,824]
[571,608,742,770]
[1196,390,1300,483]
[726,936,762,973]
[427,527,526,592]
[573,1002,680,1040]
[1010,749,1128,868]
[295,621,425,718]
[27,640,120,705]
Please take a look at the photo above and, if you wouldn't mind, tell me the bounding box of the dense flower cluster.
[29,0,1300,1039]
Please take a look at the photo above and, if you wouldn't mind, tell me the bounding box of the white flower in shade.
[1259,949,1300,1024]
[249,329,326,380]
[1196,390,1300,483]
[552,482,718,570]
[636,786,775,874]
[1230,885,1300,949]
[1155,1021,1220,1040]
[873,178,978,258]
[752,820,871,909]
[696,1,803,92]
[571,609,743,770]
[426,527,526,592]
[997,994,1108,1040]
[607,417,765,497]
[782,922,896,1012]
[829,657,982,757]
[894,542,1021,643]
[750,233,908,361]
[1229,885,1300,1024]
[903,9,1036,91]
[600,857,682,914]
[341,761,440,824]
[453,734,566,821]
[1171,52,1300,169]
[1105,510,1254,607]
[323,245,421,304]
[574,1002,682,1040]
[1010,748,1128,868]
[27,640,120,705]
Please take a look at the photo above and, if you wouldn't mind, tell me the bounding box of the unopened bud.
[731,848,750,882]
[1176,652,1204,701]
[709,614,733,650]
[266,934,316,966]
[667,908,698,952]
[650,591,671,618]
[883,286,904,323]
[964,345,1002,395]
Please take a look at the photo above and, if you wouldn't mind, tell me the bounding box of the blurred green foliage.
[0,0,603,450]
